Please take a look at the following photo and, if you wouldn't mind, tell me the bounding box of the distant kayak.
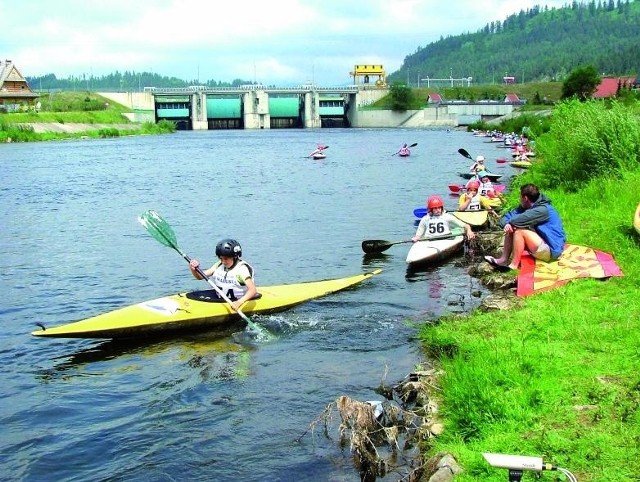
[312,153,326,160]
[397,148,411,157]
[459,172,502,181]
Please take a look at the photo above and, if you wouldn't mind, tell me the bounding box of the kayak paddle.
[362,230,463,254]
[458,148,473,160]
[137,210,272,340]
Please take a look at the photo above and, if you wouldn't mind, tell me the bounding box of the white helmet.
[476,155,485,162]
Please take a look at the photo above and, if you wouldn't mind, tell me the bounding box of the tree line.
[26,71,255,92]
[389,0,639,85]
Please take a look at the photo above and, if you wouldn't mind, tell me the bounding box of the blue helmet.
[215,238,242,258]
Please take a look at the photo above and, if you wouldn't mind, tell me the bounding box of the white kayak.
[406,235,465,266]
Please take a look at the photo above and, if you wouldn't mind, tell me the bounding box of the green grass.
[2,91,130,123]
[420,100,640,481]
[0,92,175,141]
[0,119,175,142]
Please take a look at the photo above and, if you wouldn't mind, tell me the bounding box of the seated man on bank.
[484,183,566,271]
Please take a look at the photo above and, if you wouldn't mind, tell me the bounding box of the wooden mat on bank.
[516,244,623,297]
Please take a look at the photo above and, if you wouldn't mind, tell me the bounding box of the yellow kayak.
[510,160,532,169]
[32,270,382,339]
[452,210,489,226]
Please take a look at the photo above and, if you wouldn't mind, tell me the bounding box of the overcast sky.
[2,0,570,86]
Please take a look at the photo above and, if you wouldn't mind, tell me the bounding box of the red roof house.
[593,76,636,98]
[504,93,522,104]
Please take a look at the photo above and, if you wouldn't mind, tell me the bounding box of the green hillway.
[420,99,640,481]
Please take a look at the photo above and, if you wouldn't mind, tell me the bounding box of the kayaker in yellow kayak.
[189,238,258,312]
[458,181,497,216]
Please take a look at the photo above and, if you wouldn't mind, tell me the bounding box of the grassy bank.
[0,92,176,141]
[421,100,640,481]
[0,120,175,142]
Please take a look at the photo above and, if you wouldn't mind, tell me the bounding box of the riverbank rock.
[422,453,464,482]
[465,230,521,309]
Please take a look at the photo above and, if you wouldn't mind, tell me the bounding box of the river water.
[0,128,514,481]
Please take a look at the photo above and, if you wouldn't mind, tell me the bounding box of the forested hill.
[389,0,640,85]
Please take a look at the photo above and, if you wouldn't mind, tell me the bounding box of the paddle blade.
[138,210,179,251]
[413,207,427,218]
[448,184,462,193]
[362,240,394,254]
[458,148,473,160]
[409,142,418,147]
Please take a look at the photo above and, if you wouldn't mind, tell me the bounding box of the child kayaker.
[413,195,475,242]
[189,238,257,311]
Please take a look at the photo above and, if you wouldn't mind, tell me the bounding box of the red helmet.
[467,181,480,190]
[427,196,444,210]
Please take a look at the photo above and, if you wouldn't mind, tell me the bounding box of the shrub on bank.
[532,99,640,191]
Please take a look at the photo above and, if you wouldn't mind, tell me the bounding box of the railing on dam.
[144,85,360,95]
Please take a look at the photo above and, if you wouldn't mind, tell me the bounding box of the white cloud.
[0,0,570,85]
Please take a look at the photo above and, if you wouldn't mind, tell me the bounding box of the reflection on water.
[36,328,252,382]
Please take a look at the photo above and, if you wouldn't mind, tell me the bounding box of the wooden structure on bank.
[0,60,39,112]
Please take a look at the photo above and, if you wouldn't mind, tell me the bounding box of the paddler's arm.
[458,193,471,211]
[412,217,428,242]
[231,277,257,311]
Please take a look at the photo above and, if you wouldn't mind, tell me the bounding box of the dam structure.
[106,86,516,130]
[144,84,362,130]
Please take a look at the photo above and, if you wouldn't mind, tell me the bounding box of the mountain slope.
[389,1,640,85]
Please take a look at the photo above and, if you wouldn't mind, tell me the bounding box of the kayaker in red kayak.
[395,143,411,157]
